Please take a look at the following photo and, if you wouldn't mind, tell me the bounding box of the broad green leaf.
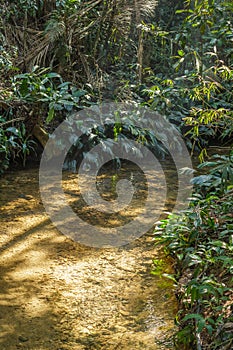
[46,108,55,123]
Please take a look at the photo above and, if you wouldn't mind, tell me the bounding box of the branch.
[0,117,25,127]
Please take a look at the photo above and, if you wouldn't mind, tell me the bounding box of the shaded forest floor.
[0,168,177,350]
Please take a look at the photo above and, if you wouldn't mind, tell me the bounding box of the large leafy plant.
[139,0,233,157]
[11,66,88,123]
[0,120,36,173]
[154,151,233,349]
[0,66,88,173]
[192,151,233,193]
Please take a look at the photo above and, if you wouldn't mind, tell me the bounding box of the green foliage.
[154,152,233,349]
[55,0,82,14]
[139,0,233,155]
[11,66,88,122]
[0,44,17,72]
[0,66,89,173]
[3,0,41,19]
[0,0,232,170]
[192,151,233,192]
[57,103,167,171]
[0,2,232,347]
[0,121,36,173]
[141,62,233,155]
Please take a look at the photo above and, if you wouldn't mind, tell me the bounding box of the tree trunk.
[42,0,56,16]
[32,124,49,148]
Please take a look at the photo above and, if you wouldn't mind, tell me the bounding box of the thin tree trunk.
[42,0,56,17]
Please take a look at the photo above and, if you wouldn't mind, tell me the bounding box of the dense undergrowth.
[0,0,232,171]
[155,151,233,349]
[0,1,233,349]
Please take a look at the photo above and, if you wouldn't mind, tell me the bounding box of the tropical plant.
[139,0,233,157]
[154,151,233,349]
[0,119,36,173]
[0,65,89,172]
[192,151,233,193]
[11,66,88,123]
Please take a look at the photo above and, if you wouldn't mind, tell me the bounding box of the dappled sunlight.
[51,244,177,349]
[23,296,51,317]
[62,161,177,232]
[0,166,178,349]
[0,217,62,349]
